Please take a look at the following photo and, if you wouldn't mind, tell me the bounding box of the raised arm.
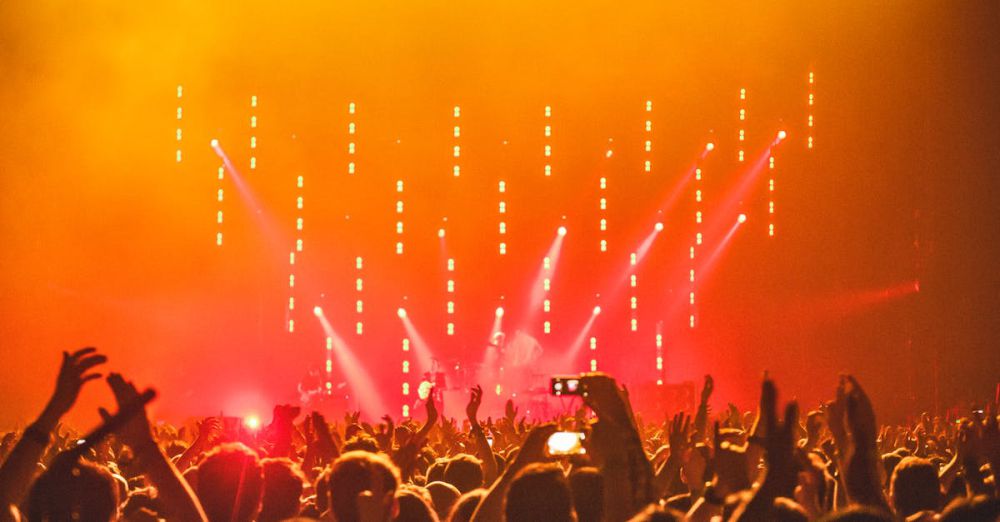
[102,373,207,522]
[0,347,106,507]
[466,385,499,484]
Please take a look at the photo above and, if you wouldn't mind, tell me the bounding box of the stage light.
[705,142,715,151]
[397,308,407,319]
[496,307,504,318]
[244,415,260,430]
[777,130,787,140]
[210,138,219,148]
[738,213,747,223]
[654,222,664,232]
[438,228,445,238]
[558,226,567,237]
[313,306,323,317]
[593,305,601,315]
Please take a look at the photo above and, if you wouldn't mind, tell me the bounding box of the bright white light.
[606,150,613,158]
[654,222,664,232]
[495,307,504,318]
[313,306,323,317]
[705,142,715,151]
[557,226,567,237]
[244,415,260,430]
[397,308,407,319]
[738,213,748,224]
[777,130,787,140]
[438,228,445,239]
[210,139,219,148]
[593,305,602,315]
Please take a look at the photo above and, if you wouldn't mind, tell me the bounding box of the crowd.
[0,346,998,521]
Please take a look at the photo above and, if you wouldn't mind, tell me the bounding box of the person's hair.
[194,442,265,522]
[881,453,902,488]
[425,480,461,520]
[939,494,1000,522]
[25,452,119,522]
[342,434,380,453]
[443,454,484,493]
[504,463,574,522]
[889,456,941,517]
[426,458,448,483]
[569,467,604,522]
[771,497,809,522]
[446,488,486,522]
[816,506,894,522]
[327,450,401,522]
[625,503,685,521]
[396,487,440,522]
[258,457,306,522]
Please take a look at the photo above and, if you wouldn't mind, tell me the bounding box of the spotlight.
[495,307,504,318]
[397,308,407,319]
[605,150,613,158]
[210,138,219,148]
[557,226,567,237]
[654,222,664,232]
[738,213,747,224]
[313,306,323,317]
[705,142,715,152]
[593,305,601,315]
[777,130,787,141]
[438,228,445,239]
[244,415,260,430]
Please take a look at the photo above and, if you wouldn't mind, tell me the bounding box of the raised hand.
[374,415,395,452]
[43,347,107,425]
[504,398,519,424]
[99,373,156,451]
[667,412,691,459]
[466,385,483,425]
[701,374,715,402]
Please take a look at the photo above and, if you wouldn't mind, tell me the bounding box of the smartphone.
[551,376,585,396]
[546,431,586,456]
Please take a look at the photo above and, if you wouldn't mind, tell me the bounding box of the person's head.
[446,488,486,522]
[806,410,824,439]
[425,481,460,520]
[504,463,574,522]
[195,443,264,522]
[625,503,685,522]
[327,450,401,522]
[26,452,119,522]
[771,498,808,522]
[258,457,306,522]
[568,467,603,522]
[889,456,941,517]
[939,494,1000,522]
[396,487,439,522]
[881,452,902,488]
[426,458,448,483]
[816,506,894,522]
[443,454,483,493]
[342,434,380,453]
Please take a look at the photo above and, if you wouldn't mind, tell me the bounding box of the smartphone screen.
[546,431,586,456]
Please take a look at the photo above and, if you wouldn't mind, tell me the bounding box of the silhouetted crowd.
[1,347,998,521]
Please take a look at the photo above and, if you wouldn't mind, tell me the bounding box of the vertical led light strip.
[250,95,258,171]
[348,102,357,174]
[737,88,747,162]
[216,164,224,247]
[498,180,507,255]
[655,322,664,385]
[287,175,304,333]
[691,164,703,329]
[589,335,597,372]
[446,256,456,337]
[396,180,404,255]
[401,336,411,418]
[543,105,552,176]
[807,72,815,149]
[542,252,552,336]
[768,155,776,237]
[175,85,183,163]
[453,105,461,177]
[643,100,652,173]
[355,256,364,336]
[599,176,608,253]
